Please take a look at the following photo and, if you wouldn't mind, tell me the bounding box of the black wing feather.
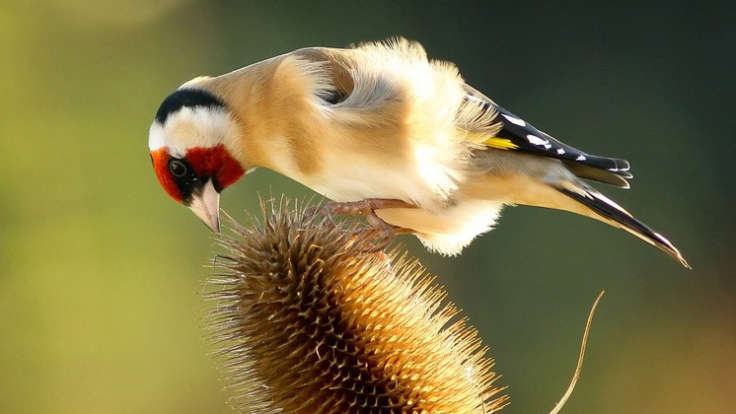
[464,88,633,187]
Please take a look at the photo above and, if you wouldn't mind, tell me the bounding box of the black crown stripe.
[155,88,226,124]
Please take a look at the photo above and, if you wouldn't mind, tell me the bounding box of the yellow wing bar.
[483,137,519,150]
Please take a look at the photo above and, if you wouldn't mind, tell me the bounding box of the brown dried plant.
[204,199,602,414]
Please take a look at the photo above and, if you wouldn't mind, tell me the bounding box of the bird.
[147,37,690,268]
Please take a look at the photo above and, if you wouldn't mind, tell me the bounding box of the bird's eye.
[169,159,188,178]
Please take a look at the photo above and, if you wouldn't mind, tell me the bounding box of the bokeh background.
[2,1,734,413]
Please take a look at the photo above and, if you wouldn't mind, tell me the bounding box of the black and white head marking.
[154,88,226,125]
[148,88,241,160]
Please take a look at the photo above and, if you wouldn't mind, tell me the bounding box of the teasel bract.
[204,200,509,414]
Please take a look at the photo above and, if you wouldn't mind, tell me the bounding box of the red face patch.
[184,145,245,191]
[150,145,244,203]
[151,148,181,202]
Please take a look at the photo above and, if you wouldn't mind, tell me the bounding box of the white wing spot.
[576,154,587,161]
[526,134,551,149]
[503,113,527,127]
[556,148,565,155]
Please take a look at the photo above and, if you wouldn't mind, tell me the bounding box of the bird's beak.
[188,179,221,233]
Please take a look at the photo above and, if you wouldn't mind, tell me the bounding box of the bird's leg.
[308,198,415,252]
[325,198,415,217]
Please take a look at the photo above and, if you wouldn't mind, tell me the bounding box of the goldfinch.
[148,38,690,268]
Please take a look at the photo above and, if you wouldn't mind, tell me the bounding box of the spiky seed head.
[205,200,508,414]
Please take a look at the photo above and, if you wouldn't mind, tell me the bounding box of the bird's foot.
[306,198,414,252]
[355,211,413,252]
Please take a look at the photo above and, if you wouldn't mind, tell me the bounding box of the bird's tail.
[551,181,690,269]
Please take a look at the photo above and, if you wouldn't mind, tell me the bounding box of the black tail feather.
[556,185,690,269]
[564,161,632,188]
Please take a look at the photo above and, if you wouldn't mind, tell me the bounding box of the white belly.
[375,200,504,256]
[303,152,451,209]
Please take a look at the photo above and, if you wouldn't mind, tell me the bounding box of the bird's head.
[148,87,245,233]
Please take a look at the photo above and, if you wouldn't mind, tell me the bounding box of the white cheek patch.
[148,122,167,151]
[147,106,238,158]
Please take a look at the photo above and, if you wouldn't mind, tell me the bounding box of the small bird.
[148,38,689,268]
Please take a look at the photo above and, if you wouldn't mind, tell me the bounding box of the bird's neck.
[201,54,330,178]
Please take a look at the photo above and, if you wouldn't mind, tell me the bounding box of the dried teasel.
[204,199,602,414]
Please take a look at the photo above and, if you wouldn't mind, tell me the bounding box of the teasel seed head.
[204,200,508,414]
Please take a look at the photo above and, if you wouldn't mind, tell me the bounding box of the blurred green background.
[1,1,734,413]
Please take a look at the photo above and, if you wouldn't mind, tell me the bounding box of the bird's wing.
[459,85,632,188]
